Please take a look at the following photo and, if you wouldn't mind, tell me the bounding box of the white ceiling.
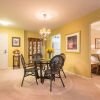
[0,0,100,32]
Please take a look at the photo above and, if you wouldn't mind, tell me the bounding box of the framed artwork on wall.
[66,32,80,52]
[95,38,100,49]
[12,37,20,47]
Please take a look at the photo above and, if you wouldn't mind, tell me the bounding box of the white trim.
[65,70,91,79]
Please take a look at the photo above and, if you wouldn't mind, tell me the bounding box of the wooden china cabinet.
[28,38,43,63]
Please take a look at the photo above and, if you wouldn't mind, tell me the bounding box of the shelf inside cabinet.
[28,38,43,63]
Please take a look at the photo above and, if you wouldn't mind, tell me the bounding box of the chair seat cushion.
[45,69,59,75]
[25,67,35,72]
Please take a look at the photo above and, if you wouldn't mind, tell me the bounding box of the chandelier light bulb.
[39,12,51,40]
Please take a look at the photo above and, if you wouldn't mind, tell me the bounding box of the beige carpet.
[0,69,100,100]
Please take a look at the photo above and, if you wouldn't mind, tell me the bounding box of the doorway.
[0,33,8,69]
[51,34,61,56]
[90,21,100,75]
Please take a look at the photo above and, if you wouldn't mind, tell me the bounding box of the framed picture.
[95,38,100,49]
[66,32,80,52]
[12,37,20,47]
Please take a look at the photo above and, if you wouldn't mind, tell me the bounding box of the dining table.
[34,59,50,83]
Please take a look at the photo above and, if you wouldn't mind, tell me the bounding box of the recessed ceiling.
[0,0,100,32]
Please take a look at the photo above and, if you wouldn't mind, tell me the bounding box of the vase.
[48,52,51,59]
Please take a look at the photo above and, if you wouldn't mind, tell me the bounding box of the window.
[52,34,61,56]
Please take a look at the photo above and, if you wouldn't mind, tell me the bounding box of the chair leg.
[21,75,25,86]
[36,70,39,79]
[52,74,55,81]
[62,69,66,78]
[35,76,38,85]
[34,70,38,84]
[96,65,99,74]
[50,77,52,92]
[59,73,65,87]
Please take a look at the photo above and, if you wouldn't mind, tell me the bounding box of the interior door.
[0,33,8,69]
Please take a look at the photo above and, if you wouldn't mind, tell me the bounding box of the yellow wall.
[48,9,100,77]
[0,27,24,68]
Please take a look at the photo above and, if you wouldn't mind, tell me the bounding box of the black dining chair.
[32,53,46,70]
[60,53,66,78]
[32,53,47,83]
[32,53,42,62]
[20,54,38,86]
[43,55,65,92]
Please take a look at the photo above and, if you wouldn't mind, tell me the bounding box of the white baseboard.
[65,71,91,79]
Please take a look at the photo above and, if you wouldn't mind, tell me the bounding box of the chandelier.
[39,13,51,40]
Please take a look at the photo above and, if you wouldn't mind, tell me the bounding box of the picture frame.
[12,37,20,47]
[95,38,100,49]
[66,32,80,52]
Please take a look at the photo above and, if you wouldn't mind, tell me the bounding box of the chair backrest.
[32,53,42,63]
[60,53,66,67]
[20,54,26,68]
[49,55,64,74]
[60,53,66,61]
